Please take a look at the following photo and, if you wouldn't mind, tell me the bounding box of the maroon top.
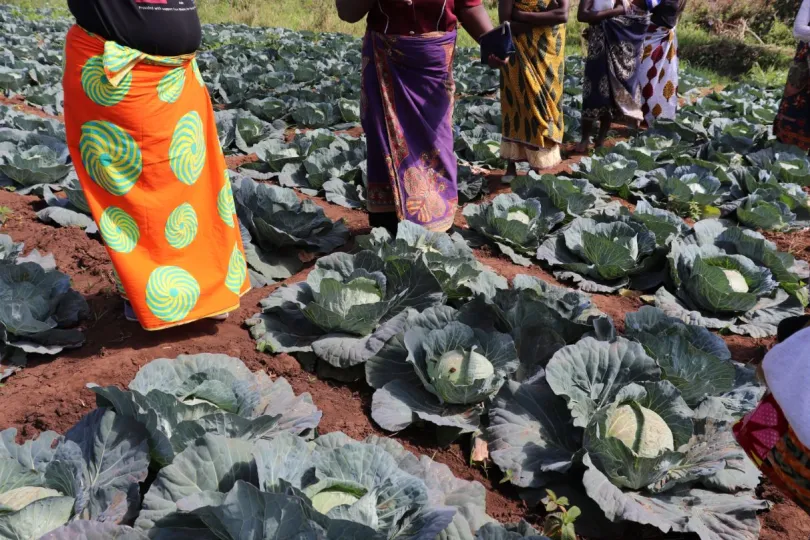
[366,0,482,35]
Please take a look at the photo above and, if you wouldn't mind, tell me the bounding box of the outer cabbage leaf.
[0,261,89,359]
[487,379,582,488]
[545,337,661,428]
[44,409,150,522]
[582,454,767,540]
[135,435,259,535]
[625,306,735,407]
[232,175,349,282]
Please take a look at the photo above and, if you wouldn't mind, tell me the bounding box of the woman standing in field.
[735,315,810,516]
[63,0,249,329]
[336,0,499,233]
[774,0,810,150]
[498,0,569,175]
[576,0,651,153]
[638,0,687,126]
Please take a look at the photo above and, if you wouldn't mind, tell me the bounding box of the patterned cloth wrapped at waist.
[63,25,248,330]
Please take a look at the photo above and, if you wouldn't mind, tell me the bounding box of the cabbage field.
[1,4,809,540]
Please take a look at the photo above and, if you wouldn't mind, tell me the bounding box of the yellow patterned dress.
[63,26,249,330]
[500,0,566,170]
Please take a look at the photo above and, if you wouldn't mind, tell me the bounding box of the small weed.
[541,489,581,540]
[0,206,12,225]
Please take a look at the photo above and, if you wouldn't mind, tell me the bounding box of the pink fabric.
[734,393,789,466]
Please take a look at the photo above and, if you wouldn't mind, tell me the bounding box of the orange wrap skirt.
[62,26,250,330]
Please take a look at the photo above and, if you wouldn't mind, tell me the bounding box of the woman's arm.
[795,0,810,42]
[498,0,515,25]
[335,0,376,23]
[458,3,496,42]
[577,0,625,24]
[512,0,569,27]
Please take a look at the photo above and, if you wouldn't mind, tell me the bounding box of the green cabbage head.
[584,381,693,490]
[302,252,394,336]
[605,403,674,459]
[416,322,518,406]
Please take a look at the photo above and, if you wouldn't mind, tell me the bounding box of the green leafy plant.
[541,489,581,540]
[487,329,766,540]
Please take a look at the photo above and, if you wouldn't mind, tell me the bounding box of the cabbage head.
[487,333,765,540]
[583,382,691,489]
[89,353,322,467]
[463,193,565,266]
[536,215,666,293]
[367,307,518,436]
[511,173,609,218]
[136,432,492,539]
[248,250,444,373]
[660,165,721,200]
[572,154,637,197]
[0,141,72,191]
[357,221,507,303]
[736,193,796,231]
[691,219,809,304]
[655,225,806,337]
[748,144,810,186]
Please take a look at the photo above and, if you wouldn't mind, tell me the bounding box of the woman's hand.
[487,54,509,69]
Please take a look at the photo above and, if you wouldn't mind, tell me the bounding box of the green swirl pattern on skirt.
[146,266,200,322]
[218,172,236,227]
[225,244,247,295]
[79,120,142,196]
[157,67,187,104]
[165,202,199,249]
[169,111,206,186]
[81,55,131,107]
[99,206,140,254]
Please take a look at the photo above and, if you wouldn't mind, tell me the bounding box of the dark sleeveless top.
[68,0,202,56]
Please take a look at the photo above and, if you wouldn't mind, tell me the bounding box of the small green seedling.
[542,489,581,540]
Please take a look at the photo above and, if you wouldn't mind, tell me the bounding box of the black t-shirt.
[650,0,680,29]
[68,0,202,57]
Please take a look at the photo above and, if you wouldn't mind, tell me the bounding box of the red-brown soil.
[0,96,807,538]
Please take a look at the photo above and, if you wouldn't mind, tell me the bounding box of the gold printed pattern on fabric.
[499,0,566,166]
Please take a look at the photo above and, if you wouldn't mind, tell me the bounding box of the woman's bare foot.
[573,141,590,154]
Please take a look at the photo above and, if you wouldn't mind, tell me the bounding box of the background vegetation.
[0,0,802,80]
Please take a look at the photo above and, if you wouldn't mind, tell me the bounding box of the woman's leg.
[368,211,399,234]
[505,160,518,176]
[595,113,612,148]
[575,118,595,154]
